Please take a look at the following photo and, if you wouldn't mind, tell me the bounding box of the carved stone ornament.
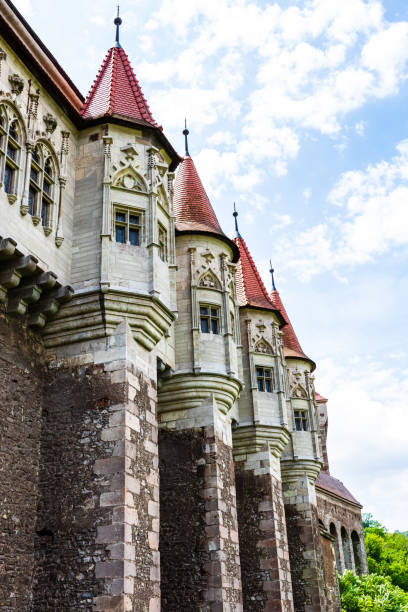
[120,144,138,162]
[290,370,308,399]
[254,338,273,354]
[113,171,146,193]
[43,113,57,133]
[8,73,24,95]
[199,271,221,289]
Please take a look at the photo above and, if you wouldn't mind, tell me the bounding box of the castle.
[0,2,367,610]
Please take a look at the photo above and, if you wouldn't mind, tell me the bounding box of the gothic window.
[158,224,167,261]
[114,208,142,245]
[256,366,274,392]
[330,523,342,572]
[294,410,308,431]
[0,106,21,196]
[200,305,220,334]
[29,144,56,229]
[230,311,236,340]
[351,531,363,575]
[341,527,353,570]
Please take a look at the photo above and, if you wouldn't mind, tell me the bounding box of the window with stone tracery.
[0,105,21,198]
[294,409,308,431]
[114,208,142,245]
[200,305,220,334]
[256,366,274,392]
[29,143,56,231]
[158,224,167,261]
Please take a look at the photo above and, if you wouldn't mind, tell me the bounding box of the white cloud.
[316,356,408,531]
[277,139,408,280]
[303,187,312,200]
[355,120,366,136]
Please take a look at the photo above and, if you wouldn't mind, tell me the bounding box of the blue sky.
[15,0,408,531]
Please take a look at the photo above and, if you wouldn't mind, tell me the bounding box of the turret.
[157,128,243,609]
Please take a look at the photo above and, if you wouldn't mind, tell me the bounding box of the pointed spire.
[183,119,190,156]
[270,285,315,369]
[233,234,285,321]
[81,21,158,126]
[173,146,239,261]
[269,259,276,291]
[114,6,122,48]
[233,202,241,238]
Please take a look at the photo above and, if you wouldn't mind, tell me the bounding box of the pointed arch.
[198,269,221,290]
[254,338,273,355]
[112,165,147,193]
[34,138,60,176]
[0,99,28,140]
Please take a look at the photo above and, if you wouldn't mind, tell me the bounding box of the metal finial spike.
[114,5,122,47]
[233,202,241,237]
[269,259,277,291]
[182,119,190,157]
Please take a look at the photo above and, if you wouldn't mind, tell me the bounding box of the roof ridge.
[108,47,117,115]
[117,48,157,126]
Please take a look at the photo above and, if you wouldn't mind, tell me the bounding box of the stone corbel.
[43,113,57,134]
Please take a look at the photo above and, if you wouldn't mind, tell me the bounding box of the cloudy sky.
[15,0,408,531]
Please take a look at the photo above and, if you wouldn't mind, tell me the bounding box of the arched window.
[341,526,353,570]
[0,105,22,199]
[29,143,56,231]
[330,523,342,572]
[351,530,363,575]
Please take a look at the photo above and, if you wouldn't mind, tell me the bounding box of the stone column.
[20,140,34,216]
[280,462,335,612]
[158,391,243,611]
[234,431,294,611]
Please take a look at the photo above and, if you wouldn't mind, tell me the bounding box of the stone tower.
[0,3,367,610]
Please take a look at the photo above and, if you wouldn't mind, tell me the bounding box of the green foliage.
[339,571,408,611]
[362,514,408,593]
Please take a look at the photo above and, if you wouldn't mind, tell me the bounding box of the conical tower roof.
[233,235,285,323]
[174,153,239,261]
[81,46,158,127]
[270,288,315,370]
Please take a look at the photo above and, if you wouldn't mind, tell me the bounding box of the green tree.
[339,571,408,611]
[362,514,408,592]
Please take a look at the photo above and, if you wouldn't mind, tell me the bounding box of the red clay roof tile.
[81,46,158,126]
[316,471,361,506]
[234,236,285,320]
[270,289,314,367]
[174,156,225,235]
[315,392,328,403]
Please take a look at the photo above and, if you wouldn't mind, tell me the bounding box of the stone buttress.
[158,151,243,611]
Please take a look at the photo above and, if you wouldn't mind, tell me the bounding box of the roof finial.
[183,118,190,157]
[233,202,241,237]
[269,259,277,291]
[114,5,122,48]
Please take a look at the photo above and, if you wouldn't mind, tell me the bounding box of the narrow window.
[256,367,274,392]
[29,146,55,229]
[200,305,220,334]
[294,410,308,430]
[114,209,142,245]
[0,111,21,197]
[158,225,167,261]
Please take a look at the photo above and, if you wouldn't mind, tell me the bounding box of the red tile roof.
[316,471,361,506]
[81,46,158,127]
[270,289,314,368]
[174,156,225,235]
[315,392,328,403]
[233,236,285,323]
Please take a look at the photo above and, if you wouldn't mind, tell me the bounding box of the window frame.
[29,144,56,232]
[294,409,308,431]
[256,366,274,392]
[0,110,21,198]
[113,206,143,246]
[158,223,168,262]
[199,304,221,335]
